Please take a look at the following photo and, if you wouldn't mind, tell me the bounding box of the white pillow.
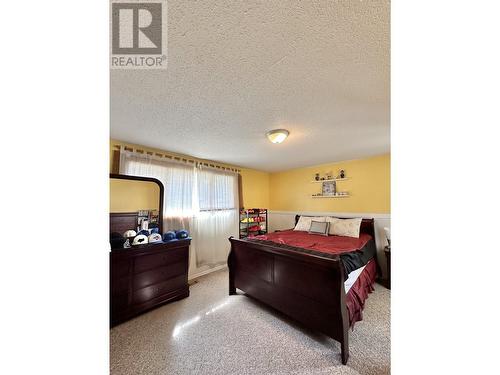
[326,217,362,238]
[294,216,326,231]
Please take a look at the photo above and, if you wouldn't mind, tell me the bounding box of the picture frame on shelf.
[322,181,336,196]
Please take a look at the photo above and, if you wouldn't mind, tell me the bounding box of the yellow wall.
[239,168,270,209]
[269,154,390,213]
[110,139,271,209]
[110,140,389,213]
[110,179,160,212]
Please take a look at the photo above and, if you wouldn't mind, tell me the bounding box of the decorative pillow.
[294,216,326,231]
[326,217,362,238]
[308,221,330,236]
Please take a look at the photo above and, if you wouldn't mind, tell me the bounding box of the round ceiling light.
[266,129,289,144]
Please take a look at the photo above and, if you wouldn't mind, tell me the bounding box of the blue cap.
[162,231,177,242]
[176,229,189,239]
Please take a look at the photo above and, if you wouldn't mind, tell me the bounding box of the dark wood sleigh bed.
[227,216,377,365]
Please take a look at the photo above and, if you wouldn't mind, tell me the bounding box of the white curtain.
[119,147,238,269]
[192,169,238,267]
[119,149,195,230]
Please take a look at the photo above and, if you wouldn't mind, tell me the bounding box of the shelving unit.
[239,208,267,239]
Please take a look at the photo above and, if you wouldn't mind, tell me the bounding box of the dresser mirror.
[109,174,164,242]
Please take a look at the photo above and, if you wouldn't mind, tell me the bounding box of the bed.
[227,215,379,364]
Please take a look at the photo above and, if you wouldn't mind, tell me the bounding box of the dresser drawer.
[133,262,187,290]
[133,247,187,274]
[110,240,191,326]
[132,275,187,305]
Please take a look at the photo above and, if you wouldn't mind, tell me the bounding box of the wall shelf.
[311,178,350,183]
[311,194,350,198]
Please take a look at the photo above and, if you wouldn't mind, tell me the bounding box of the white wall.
[268,210,391,279]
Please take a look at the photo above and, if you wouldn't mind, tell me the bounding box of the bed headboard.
[294,214,375,239]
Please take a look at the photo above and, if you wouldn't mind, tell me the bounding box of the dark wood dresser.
[110,239,190,326]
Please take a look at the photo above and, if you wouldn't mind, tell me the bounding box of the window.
[197,169,237,211]
[119,147,239,269]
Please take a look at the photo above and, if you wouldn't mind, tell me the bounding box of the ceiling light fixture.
[266,129,289,144]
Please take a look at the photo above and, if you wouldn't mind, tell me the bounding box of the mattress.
[344,264,367,293]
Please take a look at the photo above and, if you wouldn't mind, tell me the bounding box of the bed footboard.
[228,237,350,364]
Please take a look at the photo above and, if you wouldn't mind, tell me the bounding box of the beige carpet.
[111,269,390,375]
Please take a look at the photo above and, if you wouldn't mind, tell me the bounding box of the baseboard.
[188,263,227,281]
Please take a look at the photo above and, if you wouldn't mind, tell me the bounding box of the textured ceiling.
[111,0,390,172]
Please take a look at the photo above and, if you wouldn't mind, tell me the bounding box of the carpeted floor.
[110,269,390,375]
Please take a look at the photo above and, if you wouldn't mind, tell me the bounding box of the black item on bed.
[340,239,377,279]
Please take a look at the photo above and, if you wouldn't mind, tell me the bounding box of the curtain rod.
[115,144,241,173]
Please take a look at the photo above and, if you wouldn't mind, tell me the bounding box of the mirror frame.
[110,173,164,233]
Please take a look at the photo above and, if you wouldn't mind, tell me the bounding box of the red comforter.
[253,230,372,256]
[346,260,377,326]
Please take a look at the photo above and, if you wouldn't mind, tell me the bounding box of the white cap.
[124,230,137,238]
[132,234,148,246]
[148,233,162,243]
